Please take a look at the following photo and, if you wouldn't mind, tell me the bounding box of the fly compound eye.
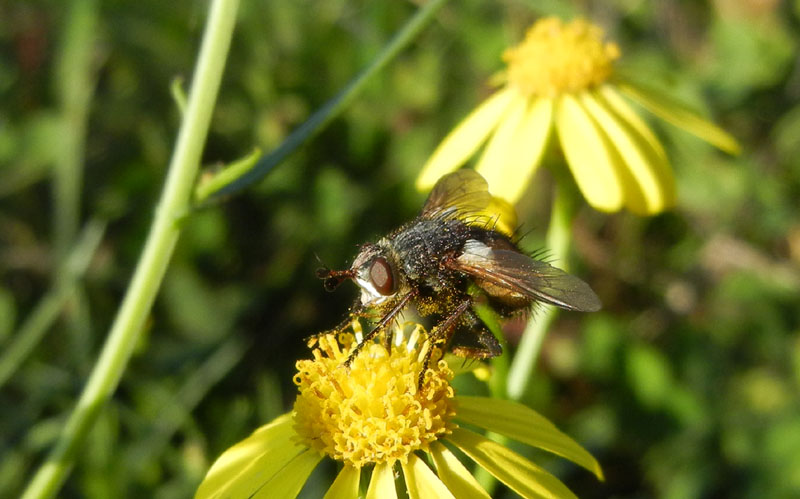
[369,257,395,295]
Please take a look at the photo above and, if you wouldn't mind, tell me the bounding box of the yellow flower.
[195,323,602,498]
[417,17,740,215]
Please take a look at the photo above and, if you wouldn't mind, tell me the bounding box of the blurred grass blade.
[126,337,248,474]
[198,0,451,204]
[0,220,105,389]
[53,0,99,261]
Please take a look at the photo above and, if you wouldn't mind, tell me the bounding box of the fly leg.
[344,290,416,368]
[305,299,364,346]
[383,326,394,354]
[418,297,472,390]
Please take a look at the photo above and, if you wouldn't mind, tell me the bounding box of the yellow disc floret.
[504,17,620,98]
[292,325,456,468]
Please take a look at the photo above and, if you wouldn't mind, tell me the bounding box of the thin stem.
[506,181,576,400]
[196,0,451,203]
[194,147,261,203]
[21,1,239,497]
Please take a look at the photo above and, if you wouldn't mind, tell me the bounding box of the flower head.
[195,323,603,498]
[505,17,619,98]
[292,327,455,468]
[417,16,740,214]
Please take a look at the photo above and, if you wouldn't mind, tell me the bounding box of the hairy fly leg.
[418,297,473,389]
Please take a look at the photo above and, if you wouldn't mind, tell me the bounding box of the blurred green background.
[2,0,799,497]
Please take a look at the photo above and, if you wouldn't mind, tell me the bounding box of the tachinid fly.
[317,170,601,386]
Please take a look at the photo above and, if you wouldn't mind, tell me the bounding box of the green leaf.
[625,344,674,409]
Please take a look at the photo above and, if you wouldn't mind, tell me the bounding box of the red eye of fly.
[369,257,395,295]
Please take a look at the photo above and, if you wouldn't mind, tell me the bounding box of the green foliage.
[1,0,799,498]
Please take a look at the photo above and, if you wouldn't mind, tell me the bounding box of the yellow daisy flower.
[195,323,602,498]
[417,17,740,215]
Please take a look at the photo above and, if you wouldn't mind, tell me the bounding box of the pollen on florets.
[292,324,457,468]
[504,17,620,98]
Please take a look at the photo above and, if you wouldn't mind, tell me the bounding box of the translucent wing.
[420,170,492,221]
[451,240,601,312]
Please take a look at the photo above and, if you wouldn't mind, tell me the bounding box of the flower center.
[292,324,456,468]
[504,17,620,98]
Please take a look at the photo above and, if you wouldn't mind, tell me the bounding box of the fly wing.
[451,240,602,312]
[420,170,492,221]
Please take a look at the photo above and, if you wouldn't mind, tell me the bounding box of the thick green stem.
[506,182,576,400]
[21,1,239,497]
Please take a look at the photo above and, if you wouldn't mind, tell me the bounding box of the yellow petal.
[324,465,361,499]
[477,97,552,203]
[474,92,528,193]
[195,413,305,499]
[429,441,491,498]
[401,453,456,499]
[367,461,398,499]
[454,396,603,480]
[448,427,577,499]
[251,448,323,499]
[597,84,667,163]
[580,91,675,214]
[555,94,624,212]
[618,81,741,155]
[417,88,515,190]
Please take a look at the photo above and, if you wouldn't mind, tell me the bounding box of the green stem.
[53,0,97,262]
[194,147,261,203]
[196,0,451,203]
[21,1,239,497]
[506,181,576,400]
